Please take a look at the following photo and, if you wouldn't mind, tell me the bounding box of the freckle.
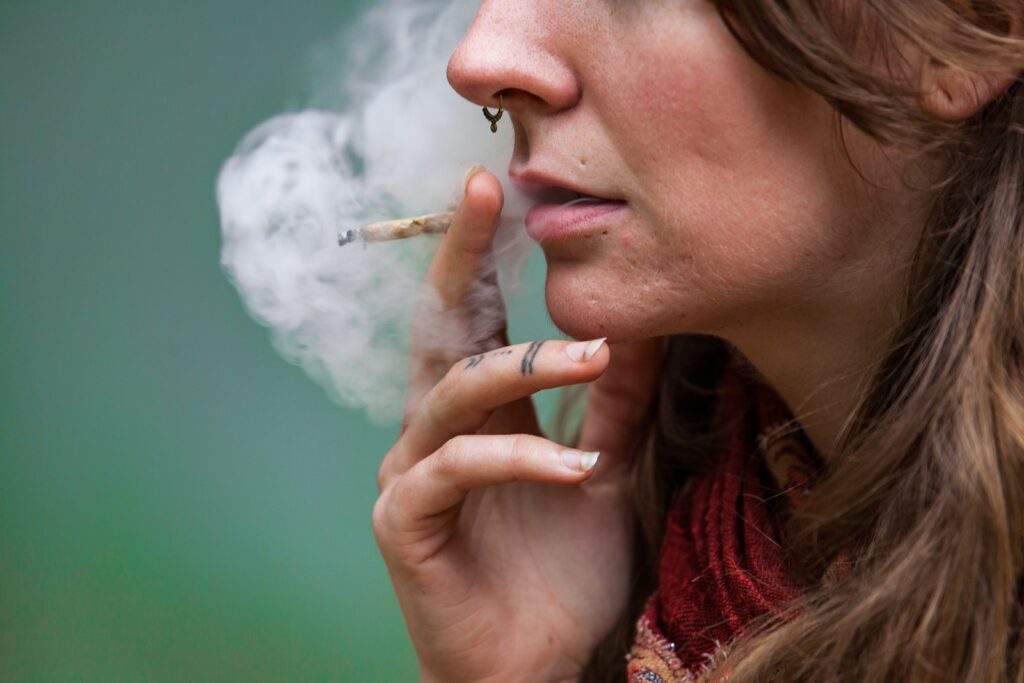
[579,157,587,166]
[601,230,609,235]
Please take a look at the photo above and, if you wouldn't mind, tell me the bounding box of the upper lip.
[508,167,623,204]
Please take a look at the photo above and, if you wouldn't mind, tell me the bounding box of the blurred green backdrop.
[0,2,557,680]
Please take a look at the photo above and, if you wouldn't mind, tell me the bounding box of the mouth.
[509,168,624,206]
[509,168,628,242]
[527,185,604,205]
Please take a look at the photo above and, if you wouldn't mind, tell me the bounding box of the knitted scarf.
[626,356,822,682]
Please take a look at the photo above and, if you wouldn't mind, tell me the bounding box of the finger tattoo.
[464,348,513,370]
[521,341,544,375]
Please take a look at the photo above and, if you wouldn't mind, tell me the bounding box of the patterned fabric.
[626,354,821,683]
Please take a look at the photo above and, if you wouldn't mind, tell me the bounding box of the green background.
[1,2,557,679]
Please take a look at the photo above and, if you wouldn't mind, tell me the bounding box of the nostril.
[492,88,517,107]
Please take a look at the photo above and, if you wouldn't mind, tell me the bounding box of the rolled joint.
[338,211,455,246]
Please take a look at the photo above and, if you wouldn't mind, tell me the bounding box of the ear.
[920,61,1019,121]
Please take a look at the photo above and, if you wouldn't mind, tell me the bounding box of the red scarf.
[626,355,821,682]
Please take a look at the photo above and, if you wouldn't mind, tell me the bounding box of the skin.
[375,171,660,681]
[448,0,938,457]
[374,0,1016,680]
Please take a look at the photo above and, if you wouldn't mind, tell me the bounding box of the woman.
[372,0,1024,680]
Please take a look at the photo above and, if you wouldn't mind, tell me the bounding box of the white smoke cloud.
[215,0,536,424]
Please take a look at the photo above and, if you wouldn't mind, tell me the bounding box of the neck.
[724,248,919,462]
[729,315,894,460]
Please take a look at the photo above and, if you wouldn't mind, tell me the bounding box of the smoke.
[215,0,536,424]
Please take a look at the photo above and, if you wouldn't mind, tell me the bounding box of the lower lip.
[524,200,628,242]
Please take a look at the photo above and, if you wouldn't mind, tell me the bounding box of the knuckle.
[399,389,425,433]
[370,492,392,545]
[434,435,471,475]
[430,366,463,413]
[507,434,531,471]
[376,460,391,493]
[376,447,400,492]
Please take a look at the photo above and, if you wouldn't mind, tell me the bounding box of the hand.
[373,167,664,682]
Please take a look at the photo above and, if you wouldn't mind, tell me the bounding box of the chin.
[543,265,656,343]
[542,258,726,342]
[546,303,611,342]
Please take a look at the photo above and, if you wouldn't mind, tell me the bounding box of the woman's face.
[447,0,925,345]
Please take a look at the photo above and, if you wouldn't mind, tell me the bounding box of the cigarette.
[338,211,454,246]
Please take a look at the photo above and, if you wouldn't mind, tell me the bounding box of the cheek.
[606,14,859,314]
[544,4,895,342]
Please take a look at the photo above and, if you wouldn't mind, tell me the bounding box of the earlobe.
[920,61,1019,121]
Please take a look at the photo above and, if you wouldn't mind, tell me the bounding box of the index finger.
[425,166,504,306]
[387,338,610,481]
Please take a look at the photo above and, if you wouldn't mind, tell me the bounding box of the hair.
[579,1,1024,680]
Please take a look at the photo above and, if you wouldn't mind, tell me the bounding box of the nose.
[446,1,580,115]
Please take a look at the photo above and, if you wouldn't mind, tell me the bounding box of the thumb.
[406,167,506,408]
[425,166,504,306]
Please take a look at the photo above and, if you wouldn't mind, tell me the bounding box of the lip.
[524,200,628,242]
[510,167,628,242]
[509,168,621,204]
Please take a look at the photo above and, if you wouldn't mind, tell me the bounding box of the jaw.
[542,258,678,343]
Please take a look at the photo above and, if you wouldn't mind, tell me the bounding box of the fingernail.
[560,450,601,473]
[463,164,486,192]
[565,337,607,362]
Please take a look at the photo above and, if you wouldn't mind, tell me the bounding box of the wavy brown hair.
[578,1,1024,680]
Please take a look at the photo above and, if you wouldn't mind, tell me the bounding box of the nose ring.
[482,94,504,133]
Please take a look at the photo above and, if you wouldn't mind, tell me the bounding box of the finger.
[377,434,601,547]
[403,168,506,411]
[425,166,504,307]
[385,338,609,482]
[577,336,667,458]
